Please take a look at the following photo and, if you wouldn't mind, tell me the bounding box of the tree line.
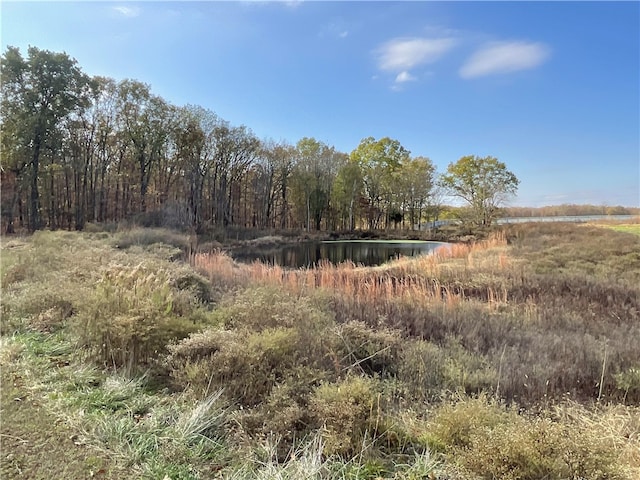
[503,204,638,218]
[1,46,519,234]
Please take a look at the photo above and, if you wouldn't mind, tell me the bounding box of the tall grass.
[192,225,640,405]
[191,232,509,304]
[3,225,639,479]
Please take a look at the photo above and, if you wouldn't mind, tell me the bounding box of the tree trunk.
[4,180,19,234]
[29,136,42,231]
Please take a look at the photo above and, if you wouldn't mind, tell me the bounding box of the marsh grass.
[2,224,640,479]
[112,227,190,252]
[192,224,640,404]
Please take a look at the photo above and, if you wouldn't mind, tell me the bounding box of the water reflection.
[231,241,447,268]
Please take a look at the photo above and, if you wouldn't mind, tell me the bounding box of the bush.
[615,367,640,402]
[422,395,510,452]
[236,369,325,460]
[441,336,497,394]
[1,282,76,334]
[75,263,205,375]
[460,414,626,480]
[167,326,323,405]
[336,321,402,377]
[211,286,334,332]
[166,287,338,403]
[309,376,384,457]
[422,396,627,480]
[173,272,215,304]
[397,340,447,401]
[113,227,189,252]
[461,417,567,480]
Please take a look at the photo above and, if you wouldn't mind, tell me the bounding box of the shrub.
[309,376,384,457]
[397,340,447,401]
[422,396,628,480]
[236,369,325,460]
[75,264,204,375]
[336,321,402,377]
[461,417,567,480]
[211,286,334,332]
[615,367,640,402]
[460,414,626,480]
[441,336,497,394]
[173,272,215,305]
[1,282,76,334]
[1,261,29,288]
[167,326,316,405]
[113,227,189,252]
[422,395,510,452]
[166,287,338,403]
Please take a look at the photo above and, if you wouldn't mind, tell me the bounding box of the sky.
[2,1,639,207]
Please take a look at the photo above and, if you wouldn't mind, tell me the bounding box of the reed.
[190,225,640,405]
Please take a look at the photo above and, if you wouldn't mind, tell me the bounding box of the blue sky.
[2,1,639,207]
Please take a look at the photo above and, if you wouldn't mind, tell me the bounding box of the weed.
[309,376,384,457]
[3,224,640,478]
[74,263,207,375]
[113,227,189,252]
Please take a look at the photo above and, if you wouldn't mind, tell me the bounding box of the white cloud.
[339,30,349,39]
[395,71,417,83]
[284,0,303,8]
[376,37,457,72]
[113,6,140,18]
[240,0,302,7]
[460,41,550,79]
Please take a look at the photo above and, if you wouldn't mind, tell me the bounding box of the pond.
[230,240,448,268]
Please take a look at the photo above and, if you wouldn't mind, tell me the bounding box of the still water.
[230,240,448,268]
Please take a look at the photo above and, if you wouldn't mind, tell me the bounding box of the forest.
[4,46,636,237]
[1,46,447,235]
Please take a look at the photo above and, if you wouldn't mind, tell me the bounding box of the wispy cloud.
[395,71,417,83]
[240,0,302,8]
[320,19,351,40]
[113,6,140,18]
[460,41,550,79]
[284,0,303,8]
[375,36,455,90]
[376,37,457,72]
[391,71,418,91]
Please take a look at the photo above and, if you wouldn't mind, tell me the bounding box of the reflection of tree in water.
[231,241,445,268]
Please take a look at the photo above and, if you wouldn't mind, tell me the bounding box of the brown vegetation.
[2,222,639,479]
[192,224,640,406]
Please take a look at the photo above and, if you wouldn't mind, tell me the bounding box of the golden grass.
[4,226,640,478]
[191,232,510,308]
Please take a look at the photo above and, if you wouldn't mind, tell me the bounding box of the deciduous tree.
[1,46,91,231]
[440,155,519,227]
[350,137,410,229]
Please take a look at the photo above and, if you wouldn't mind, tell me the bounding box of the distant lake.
[230,240,449,268]
[423,215,636,229]
[497,215,636,224]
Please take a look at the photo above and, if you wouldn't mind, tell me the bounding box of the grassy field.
[1,224,639,479]
[604,224,640,236]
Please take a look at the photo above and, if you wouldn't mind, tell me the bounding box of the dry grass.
[3,224,639,479]
[192,224,640,405]
[191,232,509,306]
